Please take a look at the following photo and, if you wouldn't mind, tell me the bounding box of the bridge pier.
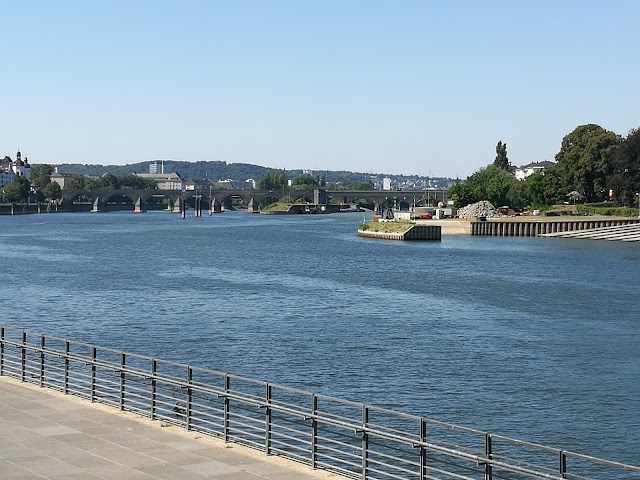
[194,196,202,217]
[133,197,145,213]
[210,198,222,214]
[247,198,259,213]
[91,197,107,213]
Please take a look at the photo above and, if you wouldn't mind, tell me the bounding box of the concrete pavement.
[0,376,342,480]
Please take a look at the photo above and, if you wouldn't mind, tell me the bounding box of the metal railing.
[1,326,638,480]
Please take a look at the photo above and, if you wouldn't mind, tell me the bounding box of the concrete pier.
[0,377,341,480]
[357,224,441,241]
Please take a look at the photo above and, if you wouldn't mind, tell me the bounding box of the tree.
[448,165,520,207]
[555,124,620,202]
[256,171,287,190]
[118,174,157,190]
[493,141,512,172]
[43,181,62,200]
[325,180,373,190]
[66,177,86,189]
[2,176,30,202]
[98,173,122,189]
[30,164,54,189]
[522,171,546,206]
[291,173,319,189]
[607,128,640,206]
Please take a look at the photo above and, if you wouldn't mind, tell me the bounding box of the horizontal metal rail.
[1,326,639,480]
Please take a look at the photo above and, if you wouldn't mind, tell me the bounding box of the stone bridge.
[59,188,448,213]
[61,188,318,213]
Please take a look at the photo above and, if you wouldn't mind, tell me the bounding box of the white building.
[149,161,171,174]
[0,150,31,188]
[515,161,556,181]
[134,172,184,190]
[382,177,392,190]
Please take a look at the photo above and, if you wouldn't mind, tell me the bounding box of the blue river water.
[1,211,639,465]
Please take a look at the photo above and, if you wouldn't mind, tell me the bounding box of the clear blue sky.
[2,0,639,178]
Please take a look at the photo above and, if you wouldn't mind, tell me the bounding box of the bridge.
[58,188,449,213]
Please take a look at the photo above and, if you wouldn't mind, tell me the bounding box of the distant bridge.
[59,188,449,213]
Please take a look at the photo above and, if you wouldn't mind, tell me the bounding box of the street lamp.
[636,193,640,219]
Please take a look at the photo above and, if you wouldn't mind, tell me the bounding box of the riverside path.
[0,377,340,480]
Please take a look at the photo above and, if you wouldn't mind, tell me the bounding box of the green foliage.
[43,181,62,199]
[65,177,86,189]
[256,171,288,190]
[576,204,638,216]
[2,176,30,201]
[493,141,512,172]
[449,165,518,207]
[326,180,373,190]
[81,173,157,190]
[555,124,620,202]
[118,174,158,190]
[522,171,546,206]
[607,128,640,206]
[30,164,54,189]
[292,173,319,188]
[260,202,290,212]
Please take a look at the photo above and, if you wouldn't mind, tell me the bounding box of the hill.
[51,160,454,188]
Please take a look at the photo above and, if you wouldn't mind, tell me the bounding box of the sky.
[2,1,640,178]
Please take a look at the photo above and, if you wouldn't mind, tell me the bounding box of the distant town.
[3,154,557,198]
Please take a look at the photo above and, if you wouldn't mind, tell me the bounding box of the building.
[184,178,211,193]
[382,177,392,190]
[515,161,556,181]
[0,150,31,188]
[149,161,172,174]
[50,170,85,189]
[134,172,184,190]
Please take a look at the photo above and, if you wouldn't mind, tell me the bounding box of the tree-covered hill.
[49,160,453,187]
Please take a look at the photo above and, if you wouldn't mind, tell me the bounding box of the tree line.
[449,124,640,209]
[1,165,158,203]
[255,171,374,191]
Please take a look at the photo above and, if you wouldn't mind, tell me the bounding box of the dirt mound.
[457,200,500,219]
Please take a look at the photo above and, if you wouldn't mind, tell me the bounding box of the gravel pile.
[457,200,500,219]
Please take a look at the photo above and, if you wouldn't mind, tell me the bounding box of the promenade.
[0,377,340,480]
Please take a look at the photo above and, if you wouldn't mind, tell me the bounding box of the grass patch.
[359,221,413,233]
[576,205,638,217]
[261,202,291,212]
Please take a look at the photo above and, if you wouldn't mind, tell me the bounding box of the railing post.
[119,352,126,411]
[362,405,369,480]
[311,394,318,469]
[39,335,45,387]
[223,374,230,442]
[90,346,97,402]
[64,341,70,394]
[265,383,272,455]
[484,434,493,480]
[186,366,192,430]
[150,359,157,420]
[0,326,4,376]
[559,450,567,478]
[20,330,27,382]
[419,419,427,480]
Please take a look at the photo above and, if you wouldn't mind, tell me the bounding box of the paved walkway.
[0,376,341,480]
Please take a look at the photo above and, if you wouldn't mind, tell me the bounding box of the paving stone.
[0,376,343,480]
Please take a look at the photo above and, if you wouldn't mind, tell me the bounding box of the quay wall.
[358,225,441,241]
[470,218,640,237]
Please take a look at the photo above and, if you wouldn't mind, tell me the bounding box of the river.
[1,211,639,465]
